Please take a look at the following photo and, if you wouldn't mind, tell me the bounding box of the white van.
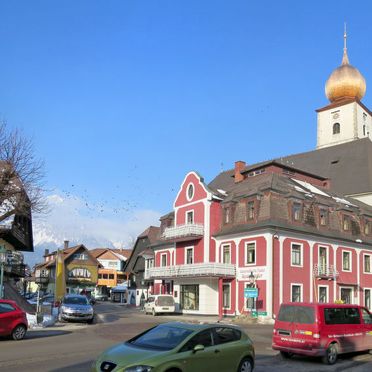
[144,295,176,316]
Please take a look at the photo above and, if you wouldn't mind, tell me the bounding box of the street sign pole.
[0,246,7,299]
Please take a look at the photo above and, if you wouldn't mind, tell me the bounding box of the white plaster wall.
[317,102,356,148]
[173,277,219,315]
[356,104,372,140]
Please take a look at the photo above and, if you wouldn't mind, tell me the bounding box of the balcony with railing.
[145,262,235,279]
[161,223,204,241]
[313,264,339,280]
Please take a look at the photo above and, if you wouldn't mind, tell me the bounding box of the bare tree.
[0,121,46,224]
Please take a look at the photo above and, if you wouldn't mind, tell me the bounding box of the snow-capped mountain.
[23,192,161,267]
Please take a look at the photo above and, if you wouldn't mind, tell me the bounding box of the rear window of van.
[278,305,315,324]
[324,307,360,324]
[157,296,175,306]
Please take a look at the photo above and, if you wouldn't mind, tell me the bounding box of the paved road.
[0,303,371,371]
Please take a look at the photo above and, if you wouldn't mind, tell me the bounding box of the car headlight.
[124,366,152,372]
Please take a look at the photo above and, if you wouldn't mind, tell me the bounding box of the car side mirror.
[193,344,205,353]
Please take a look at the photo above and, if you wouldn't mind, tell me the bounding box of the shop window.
[222,284,231,309]
[340,288,352,304]
[180,284,199,310]
[291,284,302,302]
[365,289,371,310]
[319,286,328,303]
[245,242,256,265]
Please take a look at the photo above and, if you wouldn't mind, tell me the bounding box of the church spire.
[342,22,349,65]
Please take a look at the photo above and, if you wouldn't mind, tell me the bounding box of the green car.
[92,322,255,372]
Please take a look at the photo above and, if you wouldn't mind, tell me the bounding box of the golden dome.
[325,33,366,102]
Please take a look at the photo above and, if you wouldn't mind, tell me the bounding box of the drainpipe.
[272,233,279,319]
[218,277,223,320]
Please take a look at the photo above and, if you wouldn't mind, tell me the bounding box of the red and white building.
[144,37,372,319]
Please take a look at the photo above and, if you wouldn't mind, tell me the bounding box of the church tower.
[316,28,372,149]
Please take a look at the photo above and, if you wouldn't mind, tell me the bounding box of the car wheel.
[237,357,253,372]
[280,351,293,359]
[12,325,27,341]
[87,316,95,324]
[152,308,157,316]
[322,343,338,365]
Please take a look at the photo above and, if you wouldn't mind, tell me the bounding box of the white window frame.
[244,241,256,266]
[160,253,167,267]
[290,283,303,302]
[221,244,231,264]
[290,243,303,267]
[342,250,352,272]
[185,246,194,265]
[318,246,328,268]
[318,285,329,303]
[222,283,231,310]
[186,210,194,224]
[186,183,194,201]
[339,286,354,304]
[363,253,372,274]
[364,288,372,311]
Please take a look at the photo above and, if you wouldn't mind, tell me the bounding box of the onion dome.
[325,29,366,102]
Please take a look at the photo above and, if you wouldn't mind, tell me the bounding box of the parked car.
[144,295,176,316]
[27,294,55,306]
[95,293,109,302]
[59,294,94,324]
[0,299,28,340]
[92,322,255,372]
[272,302,372,365]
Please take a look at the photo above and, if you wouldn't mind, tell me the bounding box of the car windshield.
[128,325,193,351]
[63,297,89,305]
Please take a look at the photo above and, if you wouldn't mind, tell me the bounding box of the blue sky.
[1,1,372,247]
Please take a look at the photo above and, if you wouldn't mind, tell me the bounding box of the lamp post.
[248,271,256,314]
[0,246,7,299]
[35,269,49,323]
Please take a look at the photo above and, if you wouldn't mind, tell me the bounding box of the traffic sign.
[244,288,258,298]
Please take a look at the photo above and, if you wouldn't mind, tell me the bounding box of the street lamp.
[35,269,49,323]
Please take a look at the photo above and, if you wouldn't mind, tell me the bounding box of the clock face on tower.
[333,113,340,120]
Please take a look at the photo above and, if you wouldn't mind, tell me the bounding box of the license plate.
[162,307,169,310]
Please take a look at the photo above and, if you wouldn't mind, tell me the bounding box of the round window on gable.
[187,183,194,201]
[333,122,340,135]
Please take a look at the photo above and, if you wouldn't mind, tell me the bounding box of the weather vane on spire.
[342,22,349,65]
[344,22,347,52]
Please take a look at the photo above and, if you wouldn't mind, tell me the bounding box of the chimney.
[44,249,49,257]
[64,240,69,250]
[234,161,246,183]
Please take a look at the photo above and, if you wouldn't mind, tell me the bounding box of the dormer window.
[247,201,255,220]
[292,202,302,221]
[364,220,372,235]
[333,123,340,135]
[343,215,351,231]
[223,207,233,224]
[319,208,328,226]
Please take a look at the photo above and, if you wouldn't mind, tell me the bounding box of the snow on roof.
[291,179,330,197]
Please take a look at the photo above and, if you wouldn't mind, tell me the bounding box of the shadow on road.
[24,330,72,339]
[50,360,93,372]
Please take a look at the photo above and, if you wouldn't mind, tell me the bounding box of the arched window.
[333,123,340,135]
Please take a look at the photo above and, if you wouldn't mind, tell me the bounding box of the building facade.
[144,36,372,319]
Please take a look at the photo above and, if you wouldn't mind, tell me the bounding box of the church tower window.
[333,123,340,135]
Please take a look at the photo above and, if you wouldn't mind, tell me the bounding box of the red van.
[272,302,372,364]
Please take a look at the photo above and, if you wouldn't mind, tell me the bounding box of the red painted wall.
[175,173,208,208]
[175,240,204,264]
